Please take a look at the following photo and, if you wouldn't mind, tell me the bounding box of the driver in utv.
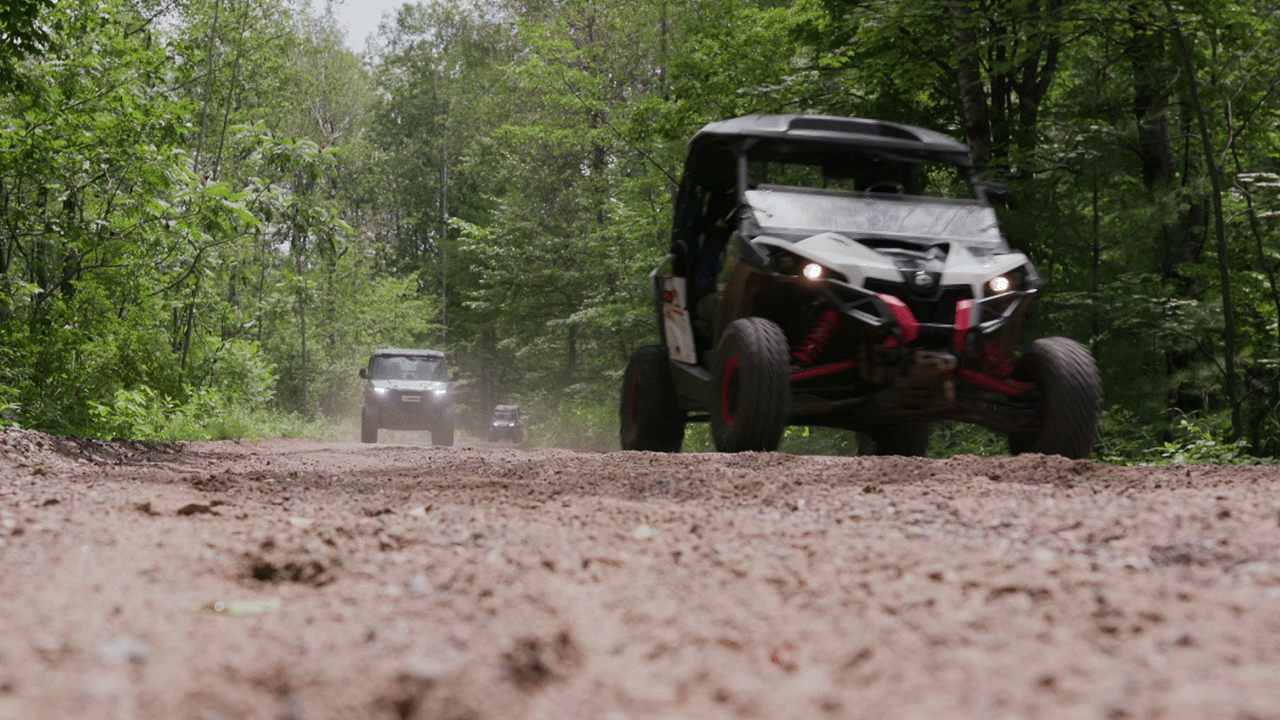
[620,114,1101,458]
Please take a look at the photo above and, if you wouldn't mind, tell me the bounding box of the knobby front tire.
[710,317,790,453]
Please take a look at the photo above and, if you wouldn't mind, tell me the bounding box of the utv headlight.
[432,388,447,395]
[801,261,846,282]
[372,387,390,397]
[770,247,847,282]
[985,267,1026,297]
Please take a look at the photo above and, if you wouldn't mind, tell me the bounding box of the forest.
[1,0,1278,462]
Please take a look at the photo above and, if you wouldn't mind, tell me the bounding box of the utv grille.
[862,279,973,325]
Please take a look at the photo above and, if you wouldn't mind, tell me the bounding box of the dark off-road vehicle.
[620,114,1101,457]
[488,405,524,443]
[360,348,455,446]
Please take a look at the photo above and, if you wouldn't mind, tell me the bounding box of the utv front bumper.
[782,278,1042,432]
[364,388,451,431]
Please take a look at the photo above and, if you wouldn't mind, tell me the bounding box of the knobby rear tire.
[433,409,456,447]
[360,407,377,444]
[619,345,686,452]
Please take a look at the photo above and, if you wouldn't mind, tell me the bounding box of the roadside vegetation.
[1,0,1278,464]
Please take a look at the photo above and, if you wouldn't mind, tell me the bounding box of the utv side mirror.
[359,368,368,379]
[979,180,1009,208]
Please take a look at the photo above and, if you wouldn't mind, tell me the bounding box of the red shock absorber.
[792,309,840,366]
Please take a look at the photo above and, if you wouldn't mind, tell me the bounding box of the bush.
[526,396,618,451]
[1098,408,1270,465]
[88,384,344,442]
[929,421,1007,458]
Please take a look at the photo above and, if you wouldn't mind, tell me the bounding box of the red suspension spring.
[792,309,840,367]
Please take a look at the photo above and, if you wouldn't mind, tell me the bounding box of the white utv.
[360,348,455,446]
[620,114,1101,457]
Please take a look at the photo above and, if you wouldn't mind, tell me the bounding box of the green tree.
[0,0,53,91]
[0,0,256,431]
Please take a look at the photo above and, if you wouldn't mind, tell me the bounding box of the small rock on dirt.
[97,636,151,664]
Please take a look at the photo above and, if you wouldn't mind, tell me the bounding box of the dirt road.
[1,427,1278,720]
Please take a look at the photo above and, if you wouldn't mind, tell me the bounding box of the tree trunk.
[296,237,309,418]
[564,324,578,389]
[439,154,448,346]
[1012,1,1060,165]
[948,0,991,169]
[1126,5,1201,282]
[1164,0,1241,439]
[193,0,223,176]
[435,73,450,347]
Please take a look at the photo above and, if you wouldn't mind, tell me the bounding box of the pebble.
[97,636,151,664]
[406,574,433,595]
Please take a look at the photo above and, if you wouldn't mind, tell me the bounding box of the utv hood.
[745,188,1028,295]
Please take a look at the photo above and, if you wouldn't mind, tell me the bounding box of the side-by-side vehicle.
[360,348,455,446]
[620,114,1101,457]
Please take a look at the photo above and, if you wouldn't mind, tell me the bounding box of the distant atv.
[360,348,455,446]
[488,405,524,443]
[620,114,1101,458]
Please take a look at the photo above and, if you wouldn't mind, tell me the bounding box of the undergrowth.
[87,385,343,442]
[523,399,1273,466]
[51,382,1279,467]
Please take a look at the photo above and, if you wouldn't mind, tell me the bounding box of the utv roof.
[372,348,445,358]
[691,114,972,163]
[494,405,519,411]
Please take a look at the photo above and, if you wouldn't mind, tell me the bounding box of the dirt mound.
[0,427,183,477]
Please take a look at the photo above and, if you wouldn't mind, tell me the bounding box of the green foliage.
[89,385,249,442]
[3,0,1280,463]
[1098,407,1271,465]
[87,383,346,442]
[0,0,418,439]
[929,423,1009,458]
[778,426,858,456]
[0,386,21,428]
[0,0,53,91]
[525,397,620,452]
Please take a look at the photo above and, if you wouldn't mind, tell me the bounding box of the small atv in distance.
[620,114,1101,458]
[488,404,524,443]
[360,348,456,446]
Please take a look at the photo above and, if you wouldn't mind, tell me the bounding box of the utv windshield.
[745,186,1005,247]
[740,147,1005,247]
[369,355,447,381]
[744,141,973,198]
